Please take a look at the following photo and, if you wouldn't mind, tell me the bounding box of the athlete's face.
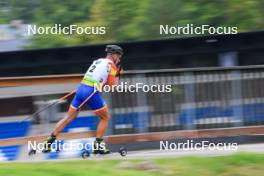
[113,54,122,65]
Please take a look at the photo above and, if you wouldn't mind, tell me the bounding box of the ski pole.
[21,90,76,122]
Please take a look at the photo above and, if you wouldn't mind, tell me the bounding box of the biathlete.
[42,45,123,154]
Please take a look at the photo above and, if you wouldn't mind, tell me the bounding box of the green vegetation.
[0,0,264,49]
[0,153,263,176]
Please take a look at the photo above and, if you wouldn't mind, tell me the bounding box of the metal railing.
[105,66,264,134]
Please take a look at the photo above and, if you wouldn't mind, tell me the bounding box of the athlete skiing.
[42,45,123,154]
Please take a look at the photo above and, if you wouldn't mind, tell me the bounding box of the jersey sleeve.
[105,63,119,86]
[109,63,119,77]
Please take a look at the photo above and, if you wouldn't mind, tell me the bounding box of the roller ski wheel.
[28,149,36,156]
[81,150,90,159]
[119,147,127,157]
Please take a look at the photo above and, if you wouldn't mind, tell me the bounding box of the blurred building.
[0,31,264,77]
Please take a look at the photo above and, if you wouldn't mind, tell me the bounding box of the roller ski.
[28,133,57,156]
[81,138,127,158]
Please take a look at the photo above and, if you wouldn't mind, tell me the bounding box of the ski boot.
[42,133,57,153]
[92,138,111,155]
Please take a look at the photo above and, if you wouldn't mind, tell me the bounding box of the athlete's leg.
[87,91,111,154]
[94,106,110,138]
[93,106,111,154]
[42,105,79,152]
[87,91,110,138]
[53,105,79,136]
[43,84,91,152]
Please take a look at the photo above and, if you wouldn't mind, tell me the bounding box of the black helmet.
[105,45,123,55]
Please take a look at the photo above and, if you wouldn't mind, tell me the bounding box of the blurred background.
[0,0,264,51]
[0,0,264,175]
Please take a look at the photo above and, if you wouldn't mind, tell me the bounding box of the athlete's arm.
[105,63,119,86]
